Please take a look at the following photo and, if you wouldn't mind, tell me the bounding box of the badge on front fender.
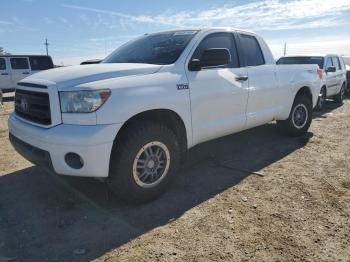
[177,83,189,90]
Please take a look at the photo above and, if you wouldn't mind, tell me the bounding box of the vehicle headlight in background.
[59,89,111,113]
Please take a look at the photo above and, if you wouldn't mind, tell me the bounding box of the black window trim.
[10,57,30,70]
[188,31,241,71]
[235,32,266,67]
[0,57,6,70]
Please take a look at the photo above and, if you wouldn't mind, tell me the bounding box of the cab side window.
[0,58,6,70]
[10,58,29,70]
[333,56,342,70]
[238,34,265,66]
[191,32,239,68]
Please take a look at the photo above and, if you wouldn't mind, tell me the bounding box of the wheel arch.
[111,109,189,164]
[295,86,313,103]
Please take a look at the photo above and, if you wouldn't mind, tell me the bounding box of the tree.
[0,47,11,55]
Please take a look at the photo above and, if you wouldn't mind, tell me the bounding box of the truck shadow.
[0,123,312,261]
[313,97,348,119]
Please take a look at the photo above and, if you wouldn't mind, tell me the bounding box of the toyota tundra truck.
[8,28,321,203]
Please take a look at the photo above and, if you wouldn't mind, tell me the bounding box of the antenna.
[43,38,50,56]
[283,42,287,56]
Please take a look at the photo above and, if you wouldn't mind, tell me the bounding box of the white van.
[0,55,54,93]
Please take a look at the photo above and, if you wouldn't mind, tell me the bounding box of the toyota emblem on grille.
[20,98,29,112]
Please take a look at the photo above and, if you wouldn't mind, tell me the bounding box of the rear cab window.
[29,56,54,70]
[0,58,6,70]
[191,32,239,68]
[277,56,324,69]
[238,34,265,66]
[10,58,29,70]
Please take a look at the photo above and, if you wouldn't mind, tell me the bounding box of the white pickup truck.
[9,28,321,203]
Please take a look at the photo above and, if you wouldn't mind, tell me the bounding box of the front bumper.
[8,113,123,177]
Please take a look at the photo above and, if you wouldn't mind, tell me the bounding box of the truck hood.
[22,63,162,90]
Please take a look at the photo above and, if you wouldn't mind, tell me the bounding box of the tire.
[334,84,345,104]
[314,86,326,111]
[277,95,312,137]
[108,121,181,204]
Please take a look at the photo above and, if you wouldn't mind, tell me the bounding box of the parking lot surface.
[0,94,349,261]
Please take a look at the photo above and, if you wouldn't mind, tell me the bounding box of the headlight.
[59,89,111,113]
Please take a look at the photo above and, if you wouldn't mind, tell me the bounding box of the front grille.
[346,71,350,80]
[15,89,51,125]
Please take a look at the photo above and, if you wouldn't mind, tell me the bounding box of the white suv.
[0,55,54,93]
[277,55,347,111]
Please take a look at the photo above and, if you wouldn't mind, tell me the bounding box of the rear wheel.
[277,95,312,136]
[334,84,345,104]
[108,122,180,204]
[314,86,326,111]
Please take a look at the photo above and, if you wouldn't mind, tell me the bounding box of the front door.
[0,58,12,90]
[10,57,31,87]
[186,32,249,145]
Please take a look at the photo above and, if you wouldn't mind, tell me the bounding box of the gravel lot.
[0,93,349,261]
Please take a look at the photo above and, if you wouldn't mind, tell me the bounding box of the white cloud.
[0,20,13,25]
[63,0,350,31]
[267,35,350,58]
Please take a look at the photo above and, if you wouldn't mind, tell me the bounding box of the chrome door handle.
[236,76,248,81]
[22,72,30,75]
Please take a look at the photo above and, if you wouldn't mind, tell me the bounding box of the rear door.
[0,57,12,90]
[324,56,337,96]
[10,57,31,86]
[236,33,279,128]
[332,56,345,93]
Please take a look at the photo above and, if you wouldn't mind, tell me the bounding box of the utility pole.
[283,42,287,56]
[43,38,50,56]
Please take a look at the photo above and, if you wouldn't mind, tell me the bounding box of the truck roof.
[148,27,257,36]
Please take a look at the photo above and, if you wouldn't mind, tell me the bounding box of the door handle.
[236,76,248,81]
[1,73,9,75]
[22,72,30,75]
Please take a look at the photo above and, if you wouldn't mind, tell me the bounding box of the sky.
[1,0,350,65]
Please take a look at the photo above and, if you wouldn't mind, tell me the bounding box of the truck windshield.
[277,56,324,69]
[103,30,198,65]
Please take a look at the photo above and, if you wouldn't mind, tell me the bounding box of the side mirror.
[188,59,201,71]
[200,48,231,68]
[326,66,336,73]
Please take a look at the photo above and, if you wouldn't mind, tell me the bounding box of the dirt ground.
[0,93,349,261]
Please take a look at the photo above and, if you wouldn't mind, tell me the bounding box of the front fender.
[85,70,193,147]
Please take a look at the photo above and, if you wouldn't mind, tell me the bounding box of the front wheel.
[108,122,180,204]
[334,84,345,104]
[277,95,312,136]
